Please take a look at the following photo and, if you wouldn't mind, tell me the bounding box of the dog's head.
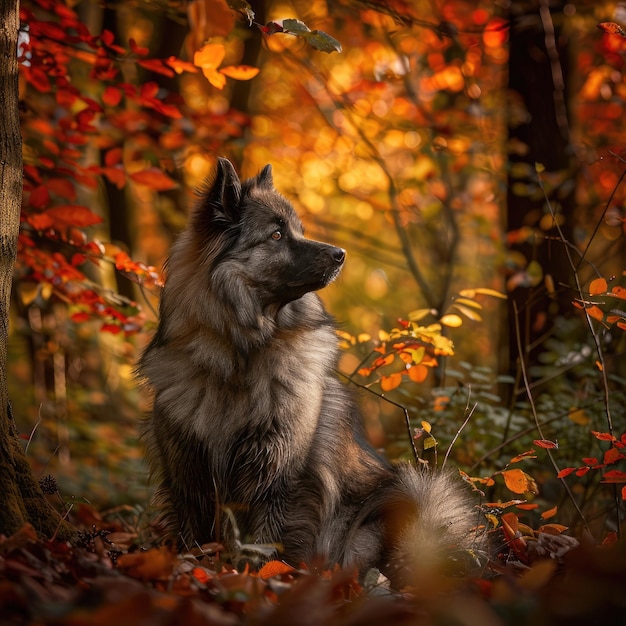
[189,158,345,307]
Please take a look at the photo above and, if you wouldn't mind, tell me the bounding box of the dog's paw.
[231,542,280,572]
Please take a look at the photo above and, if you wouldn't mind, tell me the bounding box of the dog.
[138,158,481,580]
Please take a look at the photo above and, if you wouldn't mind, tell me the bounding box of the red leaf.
[592,431,616,442]
[601,470,626,483]
[29,186,50,209]
[27,213,54,231]
[137,59,176,78]
[129,38,149,56]
[47,205,103,227]
[71,312,91,322]
[557,467,576,479]
[47,178,77,201]
[604,447,625,465]
[582,457,598,465]
[130,168,178,191]
[100,323,122,334]
[103,86,123,106]
[105,148,123,167]
[533,439,559,449]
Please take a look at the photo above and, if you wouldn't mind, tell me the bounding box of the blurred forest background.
[9,0,626,539]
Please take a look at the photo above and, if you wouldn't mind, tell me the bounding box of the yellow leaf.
[421,420,431,433]
[568,407,590,425]
[423,434,437,450]
[453,297,483,309]
[408,308,433,322]
[589,277,608,295]
[459,288,507,299]
[451,303,482,321]
[219,65,260,80]
[193,43,226,69]
[440,313,463,327]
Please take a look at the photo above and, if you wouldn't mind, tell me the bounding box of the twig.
[339,370,421,465]
[513,300,590,533]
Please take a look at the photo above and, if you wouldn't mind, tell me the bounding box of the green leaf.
[282,18,342,53]
[282,18,311,36]
[303,29,342,53]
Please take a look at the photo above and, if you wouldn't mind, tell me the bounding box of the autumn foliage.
[5,0,626,622]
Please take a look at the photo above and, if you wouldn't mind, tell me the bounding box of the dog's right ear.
[195,157,243,226]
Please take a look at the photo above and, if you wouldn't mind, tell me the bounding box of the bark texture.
[0,0,72,539]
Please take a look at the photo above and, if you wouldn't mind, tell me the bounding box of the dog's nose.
[333,248,346,264]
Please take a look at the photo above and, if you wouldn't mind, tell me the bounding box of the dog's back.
[139,158,482,578]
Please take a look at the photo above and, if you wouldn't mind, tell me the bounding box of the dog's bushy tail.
[386,464,485,583]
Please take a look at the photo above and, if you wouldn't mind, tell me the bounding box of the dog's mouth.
[286,265,343,290]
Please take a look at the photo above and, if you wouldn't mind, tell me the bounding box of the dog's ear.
[255,164,274,189]
[196,158,243,225]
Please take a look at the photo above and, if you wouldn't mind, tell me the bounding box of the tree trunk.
[0,0,73,539]
[505,0,576,382]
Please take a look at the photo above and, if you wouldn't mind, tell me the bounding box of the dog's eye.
[271,230,282,241]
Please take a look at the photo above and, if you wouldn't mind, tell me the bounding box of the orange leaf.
[203,67,227,89]
[220,65,260,80]
[622,485,626,500]
[501,468,537,495]
[130,168,178,191]
[165,56,198,74]
[589,277,608,295]
[611,285,626,299]
[194,43,226,69]
[192,566,212,584]
[540,505,557,520]
[587,305,604,321]
[258,560,296,579]
[117,547,176,580]
[407,363,428,383]
[380,372,402,391]
[537,523,568,535]
[597,21,626,36]
[510,449,537,463]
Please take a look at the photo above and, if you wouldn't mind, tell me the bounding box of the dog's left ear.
[256,164,274,189]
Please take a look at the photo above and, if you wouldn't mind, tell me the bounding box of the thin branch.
[513,300,590,533]
[338,370,421,465]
